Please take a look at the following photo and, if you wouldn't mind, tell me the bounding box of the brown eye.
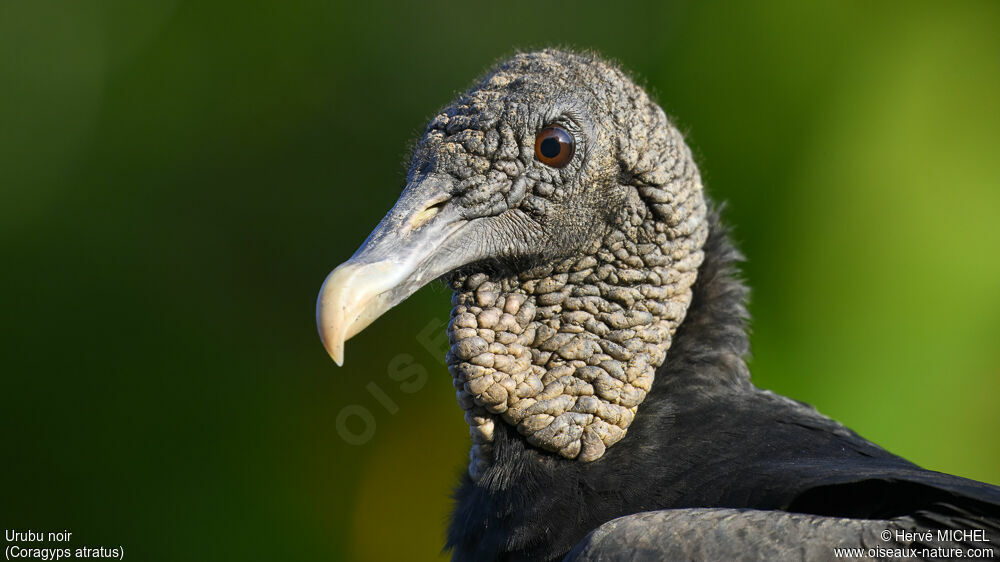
[534,126,575,168]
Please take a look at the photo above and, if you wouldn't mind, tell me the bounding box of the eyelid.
[548,104,586,130]
[546,115,582,135]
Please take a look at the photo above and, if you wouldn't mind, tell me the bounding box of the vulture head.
[317,49,708,477]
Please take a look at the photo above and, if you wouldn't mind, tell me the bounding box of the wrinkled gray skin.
[425,51,708,476]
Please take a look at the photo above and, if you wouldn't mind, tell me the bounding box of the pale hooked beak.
[316,176,477,365]
[316,261,417,366]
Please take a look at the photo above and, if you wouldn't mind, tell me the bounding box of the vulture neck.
[446,211,754,560]
[446,198,727,478]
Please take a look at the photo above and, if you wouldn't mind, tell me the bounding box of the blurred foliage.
[2,1,998,561]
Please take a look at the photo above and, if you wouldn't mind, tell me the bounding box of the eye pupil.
[540,137,562,158]
[534,125,575,168]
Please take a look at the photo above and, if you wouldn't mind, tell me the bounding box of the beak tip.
[317,266,355,368]
[318,325,345,367]
[317,315,346,367]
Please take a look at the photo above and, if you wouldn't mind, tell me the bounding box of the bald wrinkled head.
[317,50,707,477]
[409,50,698,265]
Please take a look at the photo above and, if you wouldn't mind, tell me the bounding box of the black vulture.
[316,50,1000,561]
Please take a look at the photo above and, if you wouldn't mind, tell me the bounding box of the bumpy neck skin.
[446,135,709,479]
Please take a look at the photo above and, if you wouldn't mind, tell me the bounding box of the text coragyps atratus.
[316,50,1000,561]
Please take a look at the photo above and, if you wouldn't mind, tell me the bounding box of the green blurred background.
[2,1,998,560]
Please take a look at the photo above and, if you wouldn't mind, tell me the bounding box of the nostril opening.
[411,199,448,230]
